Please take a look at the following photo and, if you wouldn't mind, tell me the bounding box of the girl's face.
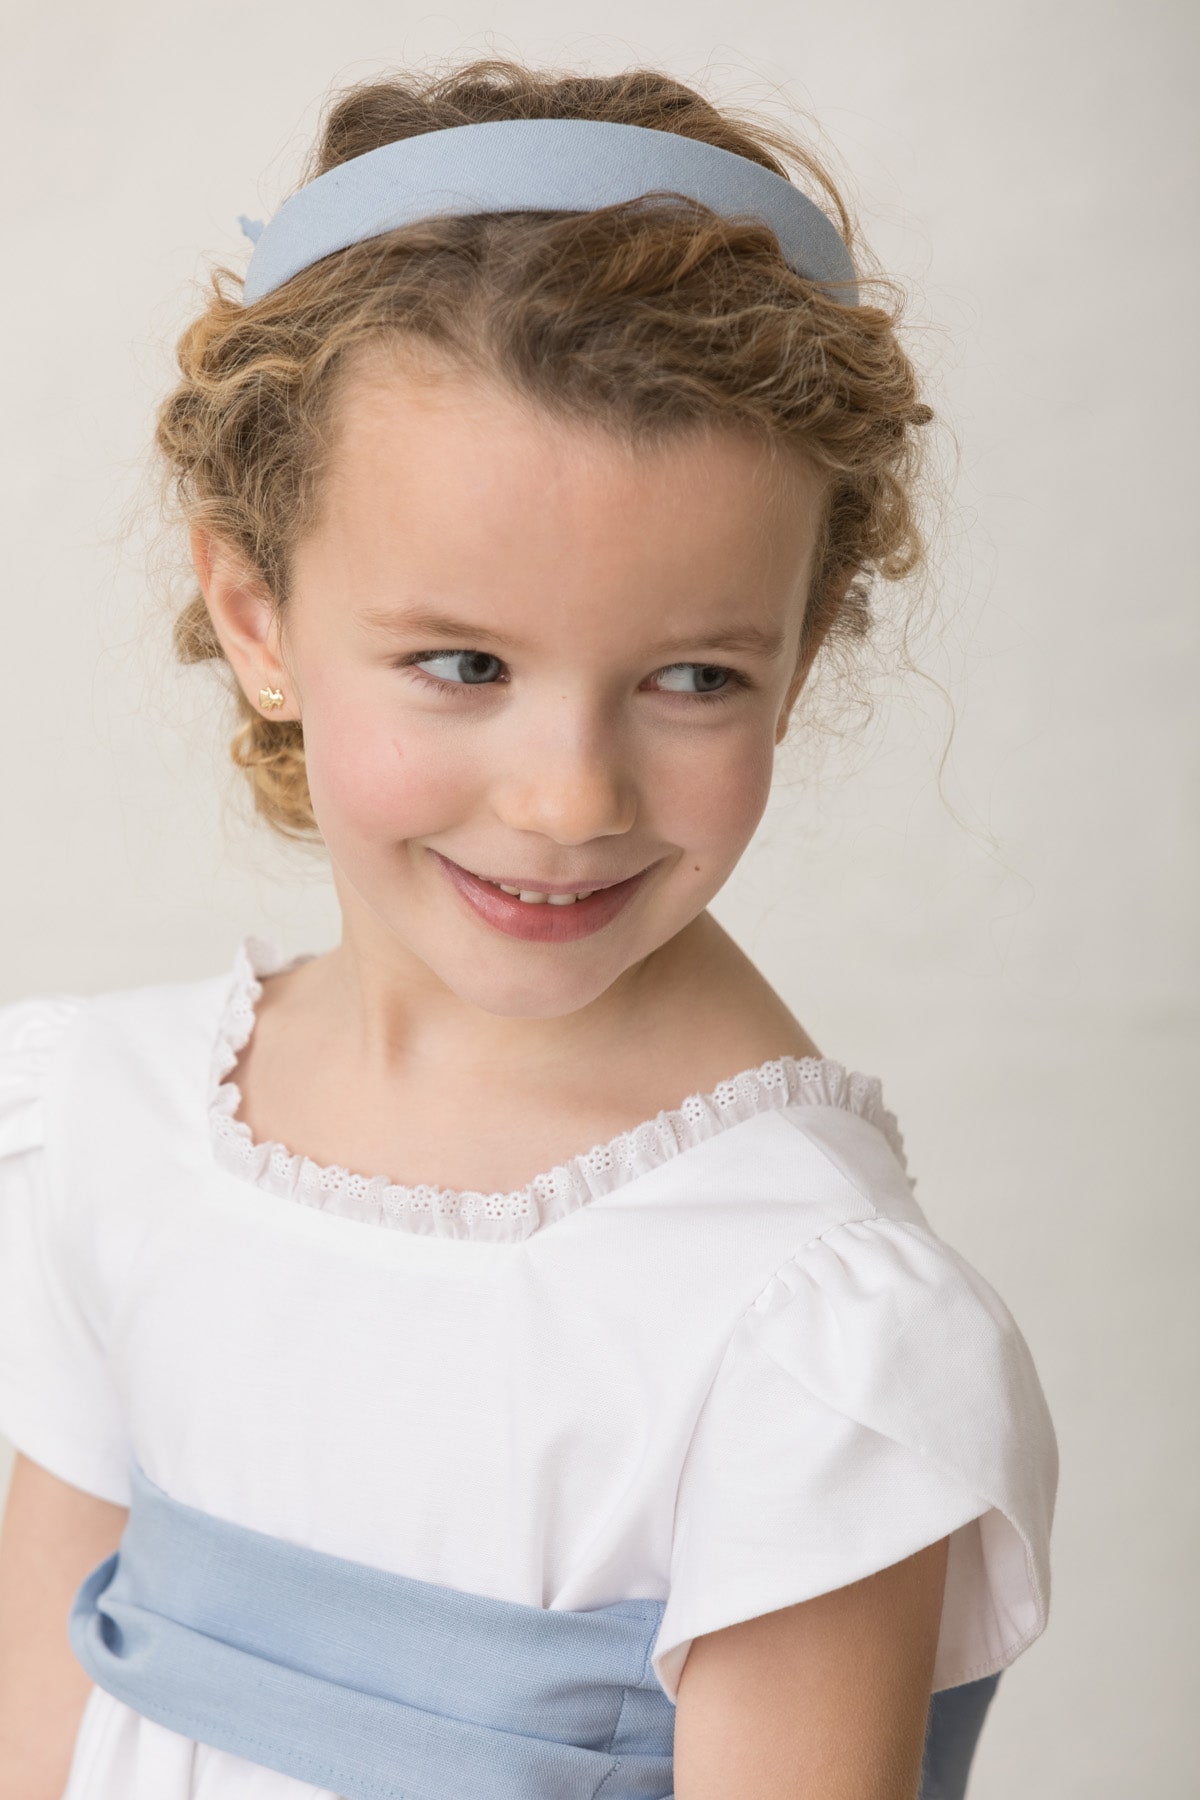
[205,347,832,1022]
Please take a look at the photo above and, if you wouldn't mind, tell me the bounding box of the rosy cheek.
[301,695,466,841]
[665,734,773,849]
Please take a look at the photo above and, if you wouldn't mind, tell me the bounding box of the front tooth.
[518,890,549,904]
[546,893,578,906]
[498,884,522,895]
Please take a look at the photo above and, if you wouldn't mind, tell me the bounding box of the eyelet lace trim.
[208,935,911,1243]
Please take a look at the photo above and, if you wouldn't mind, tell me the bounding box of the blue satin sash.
[69,1458,998,1800]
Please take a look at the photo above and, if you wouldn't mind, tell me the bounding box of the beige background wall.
[2,3,1196,1794]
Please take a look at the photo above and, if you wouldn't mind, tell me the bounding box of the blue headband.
[239,118,858,306]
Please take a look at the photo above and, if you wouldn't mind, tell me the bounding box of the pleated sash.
[68,1457,999,1800]
[69,1459,675,1800]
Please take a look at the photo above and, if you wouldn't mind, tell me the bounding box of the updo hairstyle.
[157,59,935,840]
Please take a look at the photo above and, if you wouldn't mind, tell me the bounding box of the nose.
[491,702,638,845]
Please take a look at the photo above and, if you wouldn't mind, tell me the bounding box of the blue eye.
[407,650,504,686]
[655,663,735,697]
[397,650,750,706]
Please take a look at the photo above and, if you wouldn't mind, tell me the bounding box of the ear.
[774,566,857,745]
[774,659,812,745]
[189,525,299,721]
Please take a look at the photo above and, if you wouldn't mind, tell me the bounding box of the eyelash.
[395,651,752,706]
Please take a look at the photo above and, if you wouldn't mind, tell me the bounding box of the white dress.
[0,935,1057,1800]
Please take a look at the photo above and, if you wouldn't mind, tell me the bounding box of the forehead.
[327,341,821,510]
[304,344,826,635]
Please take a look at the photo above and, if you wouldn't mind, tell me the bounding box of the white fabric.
[0,935,1057,1800]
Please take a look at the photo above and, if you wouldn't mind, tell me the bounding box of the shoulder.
[770,1083,920,1225]
[637,918,921,1240]
[633,913,830,1128]
[0,939,261,1158]
[0,992,89,1160]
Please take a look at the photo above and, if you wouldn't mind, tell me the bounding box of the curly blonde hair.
[157,59,935,840]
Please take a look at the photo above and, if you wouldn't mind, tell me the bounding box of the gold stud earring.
[259,687,284,711]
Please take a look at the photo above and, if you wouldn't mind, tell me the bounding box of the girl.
[0,59,1057,1800]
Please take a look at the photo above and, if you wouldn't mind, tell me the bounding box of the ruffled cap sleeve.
[652,1216,1057,1702]
[0,993,133,1504]
[0,994,82,1156]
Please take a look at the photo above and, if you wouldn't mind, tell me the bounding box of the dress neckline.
[207,934,909,1244]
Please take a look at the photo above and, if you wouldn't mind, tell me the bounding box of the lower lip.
[432,852,654,942]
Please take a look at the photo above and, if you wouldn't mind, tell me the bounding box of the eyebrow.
[359,606,787,660]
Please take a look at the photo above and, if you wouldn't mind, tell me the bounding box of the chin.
[436,962,623,1021]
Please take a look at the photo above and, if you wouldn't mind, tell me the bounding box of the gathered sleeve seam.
[728,1215,1052,1653]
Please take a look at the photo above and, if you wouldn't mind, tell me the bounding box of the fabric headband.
[239,117,859,307]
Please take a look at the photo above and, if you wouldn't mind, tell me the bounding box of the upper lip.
[437,853,649,894]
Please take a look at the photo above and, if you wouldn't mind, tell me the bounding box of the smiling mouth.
[432,849,657,937]
[448,859,650,901]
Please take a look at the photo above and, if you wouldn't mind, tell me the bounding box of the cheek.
[658,727,776,851]
[299,687,470,842]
